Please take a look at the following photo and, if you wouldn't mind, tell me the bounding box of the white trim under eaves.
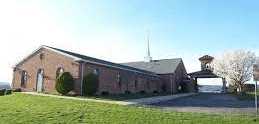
[14,45,81,68]
[77,59,159,77]
[43,46,81,61]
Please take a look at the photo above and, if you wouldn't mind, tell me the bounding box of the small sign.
[253,64,259,81]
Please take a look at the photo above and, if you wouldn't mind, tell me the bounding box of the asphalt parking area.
[151,93,256,114]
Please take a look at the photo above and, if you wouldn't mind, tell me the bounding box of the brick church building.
[12,45,193,95]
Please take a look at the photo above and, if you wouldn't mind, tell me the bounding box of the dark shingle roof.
[199,55,214,61]
[121,58,182,74]
[188,70,219,78]
[44,46,158,76]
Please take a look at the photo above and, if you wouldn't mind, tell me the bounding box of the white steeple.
[144,31,152,62]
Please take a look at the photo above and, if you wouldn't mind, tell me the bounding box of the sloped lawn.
[0,93,258,124]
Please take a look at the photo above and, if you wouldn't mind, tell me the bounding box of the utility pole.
[255,80,258,116]
[253,64,259,117]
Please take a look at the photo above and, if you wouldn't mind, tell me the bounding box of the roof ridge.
[43,45,158,76]
[122,58,182,64]
[153,58,182,61]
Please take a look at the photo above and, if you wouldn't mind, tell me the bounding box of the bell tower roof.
[199,55,214,62]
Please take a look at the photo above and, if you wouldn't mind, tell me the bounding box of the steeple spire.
[147,32,150,57]
[144,31,152,62]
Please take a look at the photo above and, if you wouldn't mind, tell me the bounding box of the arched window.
[56,67,64,78]
[21,71,28,87]
[205,63,211,70]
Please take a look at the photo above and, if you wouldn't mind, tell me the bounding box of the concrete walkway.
[22,92,196,106]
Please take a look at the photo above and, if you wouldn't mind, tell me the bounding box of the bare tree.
[213,50,256,93]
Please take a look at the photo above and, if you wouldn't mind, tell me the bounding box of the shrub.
[6,89,12,95]
[125,90,131,94]
[0,89,6,96]
[153,90,158,94]
[243,84,255,92]
[55,72,74,95]
[161,84,167,92]
[101,91,109,96]
[178,82,188,93]
[139,90,146,94]
[13,88,21,92]
[83,73,99,96]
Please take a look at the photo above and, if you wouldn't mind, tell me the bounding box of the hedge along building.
[12,45,191,95]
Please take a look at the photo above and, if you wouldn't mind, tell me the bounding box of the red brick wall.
[159,61,188,94]
[83,63,162,94]
[12,48,81,94]
[12,47,188,95]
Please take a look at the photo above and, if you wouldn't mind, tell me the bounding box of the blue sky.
[0,0,259,84]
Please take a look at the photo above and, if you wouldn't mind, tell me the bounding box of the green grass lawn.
[0,93,258,124]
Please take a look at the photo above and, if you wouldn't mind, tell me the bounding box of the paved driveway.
[151,93,256,114]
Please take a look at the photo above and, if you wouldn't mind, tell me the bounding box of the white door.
[36,69,44,92]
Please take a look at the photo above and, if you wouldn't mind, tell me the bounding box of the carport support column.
[195,77,198,92]
[222,78,227,93]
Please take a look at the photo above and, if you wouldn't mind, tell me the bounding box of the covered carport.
[189,70,227,93]
[188,55,227,93]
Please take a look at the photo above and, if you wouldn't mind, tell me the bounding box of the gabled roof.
[121,58,183,74]
[15,45,158,77]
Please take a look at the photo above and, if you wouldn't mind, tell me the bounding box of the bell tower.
[199,55,214,71]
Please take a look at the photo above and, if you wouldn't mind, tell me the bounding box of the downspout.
[80,62,85,96]
[12,68,16,89]
[170,74,173,95]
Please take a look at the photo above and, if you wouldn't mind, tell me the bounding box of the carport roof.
[188,70,219,78]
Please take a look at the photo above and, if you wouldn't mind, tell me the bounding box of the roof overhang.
[14,45,159,77]
[14,45,81,68]
[76,59,159,77]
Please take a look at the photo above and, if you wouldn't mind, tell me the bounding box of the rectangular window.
[146,80,150,89]
[134,78,138,89]
[117,73,121,88]
[21,71,28,88]
[93,69,100,76]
